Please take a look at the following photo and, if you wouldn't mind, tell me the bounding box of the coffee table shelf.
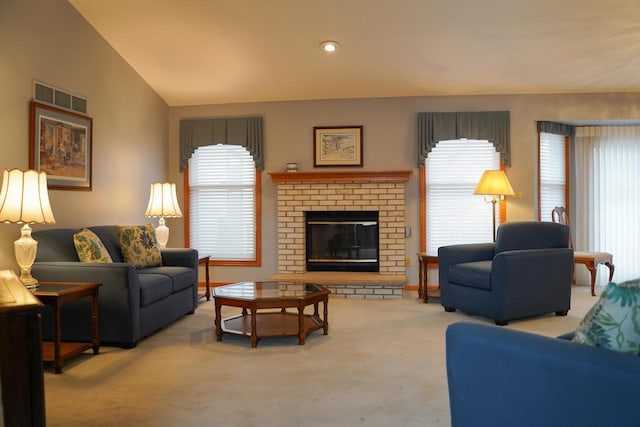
[222,311,325,340]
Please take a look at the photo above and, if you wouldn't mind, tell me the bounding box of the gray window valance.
[179,116,264,171]
[417,111,511,167]
[536,121,575,137]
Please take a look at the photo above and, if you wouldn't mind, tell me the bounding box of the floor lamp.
[473,170,515,242]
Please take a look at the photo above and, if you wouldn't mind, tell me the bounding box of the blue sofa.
[446,322,640,427]
[438,221,574,325]
[32,225,199,348]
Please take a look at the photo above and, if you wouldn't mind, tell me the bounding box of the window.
[574,126,640,284]
[188,144,261,265]
[538,132,567,222]
[424,139,501,255]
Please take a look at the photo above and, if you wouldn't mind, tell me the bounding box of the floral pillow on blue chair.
[116,224,162,268]
[572,278,640,354]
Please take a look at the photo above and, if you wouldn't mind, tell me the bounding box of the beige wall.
[0,0,169,271]
[169,93,640,285]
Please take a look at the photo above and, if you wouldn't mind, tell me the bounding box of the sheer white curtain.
[574,126,640,285]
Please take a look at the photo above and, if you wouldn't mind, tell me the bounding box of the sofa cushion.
[138,273,173,307]
[449,260,493,290]
[116,224,162,268]
[141,266,195,293]
[73,228,113,263]
[572,278,640,354]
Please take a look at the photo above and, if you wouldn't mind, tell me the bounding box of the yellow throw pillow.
[73,228,113,263]
[116,224,162,268]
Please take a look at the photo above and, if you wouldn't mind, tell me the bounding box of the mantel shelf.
[269,170,412,184]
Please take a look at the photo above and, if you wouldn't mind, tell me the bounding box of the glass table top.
[213,281,327,300]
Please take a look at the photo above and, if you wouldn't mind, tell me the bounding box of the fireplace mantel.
[269,170,412,184]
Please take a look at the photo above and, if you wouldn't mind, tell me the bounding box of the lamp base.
[155,217,169,249]
[14,224,39,290]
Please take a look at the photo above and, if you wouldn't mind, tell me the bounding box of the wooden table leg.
[214,300,222,342]
[204,258,211,301]
[298,303,306,345]
[323,299,329,335]
[91,289,100,354]
[250,308,258,348]
[52,301,62,374]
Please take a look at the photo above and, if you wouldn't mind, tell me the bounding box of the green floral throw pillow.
[73,228,113,263]
[572,278,640,354]
[116,224,162,269]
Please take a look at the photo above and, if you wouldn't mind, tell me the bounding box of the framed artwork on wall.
[313,126,363,167]
[29,101,92,191]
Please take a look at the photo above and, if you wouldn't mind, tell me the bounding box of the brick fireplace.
[269,170,411,298]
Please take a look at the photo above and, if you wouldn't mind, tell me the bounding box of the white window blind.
[189,144,256,261]
[539,132,566,222]
[426,139,500,255]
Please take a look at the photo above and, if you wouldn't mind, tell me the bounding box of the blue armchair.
[438,221,573,325]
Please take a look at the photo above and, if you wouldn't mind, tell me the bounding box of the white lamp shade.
[144,182,183,218]
[473,170,515,197]
[0,169,55,224]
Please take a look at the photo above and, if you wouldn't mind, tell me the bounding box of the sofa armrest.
[32,261,141,345]
[160,248,198,270]
[446,322,640,427]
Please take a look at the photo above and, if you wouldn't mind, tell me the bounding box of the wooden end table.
[213,281,330,348]
[33,282,101,374]
[417,252,441,303]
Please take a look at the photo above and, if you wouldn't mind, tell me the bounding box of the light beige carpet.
[44,285,597,427]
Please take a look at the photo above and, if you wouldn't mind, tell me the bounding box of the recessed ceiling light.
[320,40,340,53]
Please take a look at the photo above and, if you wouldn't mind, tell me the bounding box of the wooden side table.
[33,282,101,374]
[198,255,212,301]
[417,253,441,303]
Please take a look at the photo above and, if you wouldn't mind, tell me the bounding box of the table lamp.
[144,182,183,248]
[0,169,56,289]
[473,170,515,242]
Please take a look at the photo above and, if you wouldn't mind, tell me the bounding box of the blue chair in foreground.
[438,221,573,325]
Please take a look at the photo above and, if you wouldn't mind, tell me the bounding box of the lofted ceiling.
[69,0,640,107]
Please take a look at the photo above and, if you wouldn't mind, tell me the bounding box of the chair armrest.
[491,248,573,294]
[446,322,640,427]
[160,248,198,270]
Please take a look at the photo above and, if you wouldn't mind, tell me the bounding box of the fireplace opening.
[305,211,379,272]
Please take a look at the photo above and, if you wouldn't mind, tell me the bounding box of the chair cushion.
[73,228,113,263]
[574,251,613,263]
[116,224,162,268]
[449,260,493,290]
[572,278,640,354]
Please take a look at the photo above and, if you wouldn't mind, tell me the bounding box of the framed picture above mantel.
[313,126,363,167]
[29,101,92,191]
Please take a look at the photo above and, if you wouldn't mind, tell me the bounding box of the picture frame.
[313,126,363,167]
[29,101,92,191]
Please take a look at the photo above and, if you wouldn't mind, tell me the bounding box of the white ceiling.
[69,0,640,107]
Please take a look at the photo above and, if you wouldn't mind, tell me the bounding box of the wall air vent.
[33,81,87,114]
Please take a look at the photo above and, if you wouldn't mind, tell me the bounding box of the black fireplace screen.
[305,211,379,272]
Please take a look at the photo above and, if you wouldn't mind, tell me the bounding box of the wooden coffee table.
[213,281,330,348]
